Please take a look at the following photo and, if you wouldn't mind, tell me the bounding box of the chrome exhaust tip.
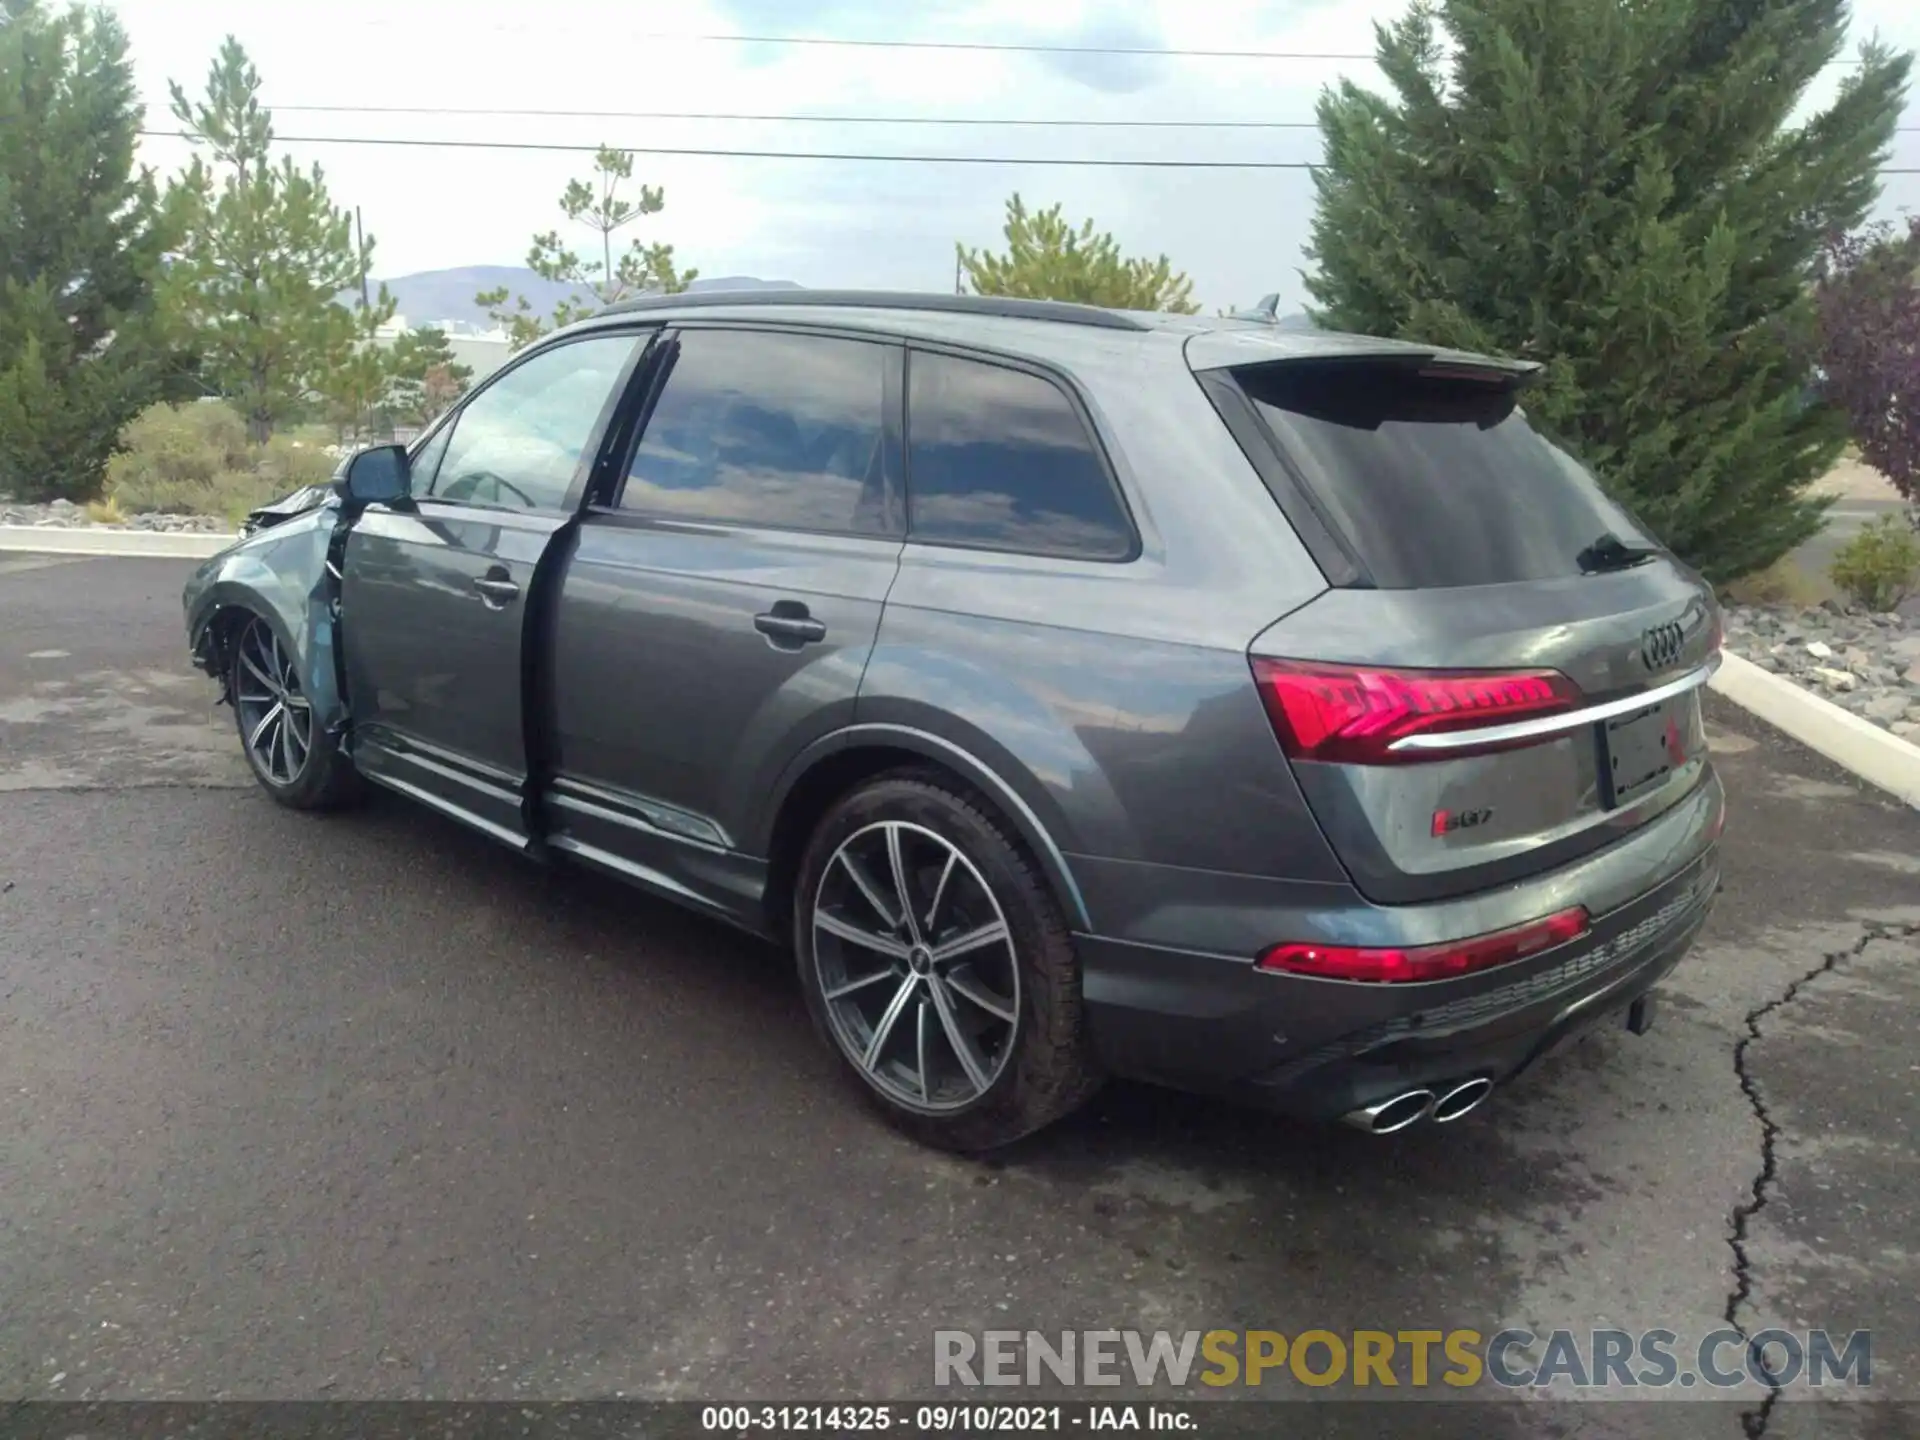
[1341,1089,1436,1135]
[1431,1077,1494,1124]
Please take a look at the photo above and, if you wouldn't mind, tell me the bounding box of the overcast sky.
[108,0,1920,316]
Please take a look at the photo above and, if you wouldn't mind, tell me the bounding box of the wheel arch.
[189,574,346,735]
[758,725,1094,941]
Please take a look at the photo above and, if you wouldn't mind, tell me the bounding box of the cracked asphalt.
[1,555,1917,1436]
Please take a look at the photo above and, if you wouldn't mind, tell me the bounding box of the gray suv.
[183,291,1724,1150]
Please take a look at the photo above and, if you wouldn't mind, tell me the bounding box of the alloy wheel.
[233,617,312,787]
[811,821,1022,1113]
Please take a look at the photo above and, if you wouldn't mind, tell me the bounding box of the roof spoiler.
[1185,328,1543,387]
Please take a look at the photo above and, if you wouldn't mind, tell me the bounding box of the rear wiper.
[1576,533,1660,574]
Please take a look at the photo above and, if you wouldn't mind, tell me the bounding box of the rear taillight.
[1250,658,1582,765]
[1257,906,1591,983]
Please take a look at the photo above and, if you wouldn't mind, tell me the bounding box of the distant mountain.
[374,266,802,331]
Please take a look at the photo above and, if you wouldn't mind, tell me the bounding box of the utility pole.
[354,207,373,439]
[355,207,371,310]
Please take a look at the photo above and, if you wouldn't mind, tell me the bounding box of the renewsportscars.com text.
[933,1328,1871,1391]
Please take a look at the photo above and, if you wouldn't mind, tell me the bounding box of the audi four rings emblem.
[1641,621,1685,670]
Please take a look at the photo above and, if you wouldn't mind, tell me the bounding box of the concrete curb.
[0,525,237,559]
[1710,651,1920,809]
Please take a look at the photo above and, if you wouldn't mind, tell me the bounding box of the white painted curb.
[1710,651,1920,808]
[0,525,237,558]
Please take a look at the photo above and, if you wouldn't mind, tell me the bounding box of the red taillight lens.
[1250,658,1582,765]
[1257,907,1591,983]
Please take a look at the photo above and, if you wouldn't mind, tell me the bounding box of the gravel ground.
[0,498,233,533]
[1722,602,1920,739]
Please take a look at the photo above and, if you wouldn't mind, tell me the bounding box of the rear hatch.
[1192,335,1721,905]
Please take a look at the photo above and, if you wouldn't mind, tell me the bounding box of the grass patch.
[107,402,338,525]
[84,497,127,525]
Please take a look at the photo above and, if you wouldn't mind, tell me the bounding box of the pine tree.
[478,146,696,352]
[384,326,472,428]
[0,0,171,503]
[160,38,392,442]
[1305,0,1911,582]
[959,195,1198,313]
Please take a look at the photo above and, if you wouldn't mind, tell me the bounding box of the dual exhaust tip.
[1342,1076,1494,1134]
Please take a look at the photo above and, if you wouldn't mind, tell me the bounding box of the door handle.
[473,575,520,608]
[754,606,827,645]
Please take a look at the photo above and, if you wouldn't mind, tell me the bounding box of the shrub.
[106,400,249,498]
[1722,557,1828,608]
[256,434,339,490]
[106,400,332,521]
[1828,516,1920,611]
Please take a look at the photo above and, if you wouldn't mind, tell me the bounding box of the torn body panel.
[182,499,354,737]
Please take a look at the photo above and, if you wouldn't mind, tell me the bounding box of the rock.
[1843,646,1873,669]
[1894,722,1920,742]
[1893,636,1920,663]
[1810,666,1857,690]
[1805,640,1835,659]
[1863,693,1911,724]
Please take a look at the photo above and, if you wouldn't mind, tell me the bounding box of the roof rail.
[594,289,1153,332]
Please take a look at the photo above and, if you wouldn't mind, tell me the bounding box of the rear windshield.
[1236,362,1655,589]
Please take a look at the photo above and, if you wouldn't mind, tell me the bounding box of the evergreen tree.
[384,326,472,428]
[0,0,171,503]
[959,195,1198,313]
[160,38,392,442]
[1305,0,1911,582]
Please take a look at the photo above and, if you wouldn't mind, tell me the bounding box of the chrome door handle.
[473,576,520,608]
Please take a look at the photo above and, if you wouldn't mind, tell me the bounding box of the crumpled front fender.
[182,503,349,736]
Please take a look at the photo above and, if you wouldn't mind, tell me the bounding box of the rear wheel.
[795,772,1101,1151]
[229,613,361,810]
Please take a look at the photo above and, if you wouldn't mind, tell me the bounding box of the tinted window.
[621,329,891,534]
[906,351,1132,560]
[1240,363,1655,589]
[429,334,639,509]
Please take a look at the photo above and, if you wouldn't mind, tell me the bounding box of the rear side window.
[1237,362,1654,589]
[621,328,892,536]
[906,350,1133,561]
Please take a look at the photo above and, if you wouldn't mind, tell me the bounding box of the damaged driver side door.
[337,330,648,846]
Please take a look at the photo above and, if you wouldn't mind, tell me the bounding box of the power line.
[344,23,1878,66]
[134,130,1324,167]
[255,104,1920,133]
[132,129,1920,171]
[351,25,1376,61]
[265,104,1327,129]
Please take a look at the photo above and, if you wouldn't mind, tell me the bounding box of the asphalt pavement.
[1,555,1917,1436]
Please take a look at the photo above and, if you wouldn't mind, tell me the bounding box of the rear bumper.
[1074,770,1724,1120]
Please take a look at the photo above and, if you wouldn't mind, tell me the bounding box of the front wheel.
[229,613,362,810]
[794,772,1101,1151]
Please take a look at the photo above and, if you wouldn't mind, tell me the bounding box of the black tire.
[227,612,363,811]
[794,769,1102,1151]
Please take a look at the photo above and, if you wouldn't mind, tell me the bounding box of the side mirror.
[341,444,411,506]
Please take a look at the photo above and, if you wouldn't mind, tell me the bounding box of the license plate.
[1604,703,1681,806]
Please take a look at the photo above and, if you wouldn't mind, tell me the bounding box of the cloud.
[1029,8,1169,95]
